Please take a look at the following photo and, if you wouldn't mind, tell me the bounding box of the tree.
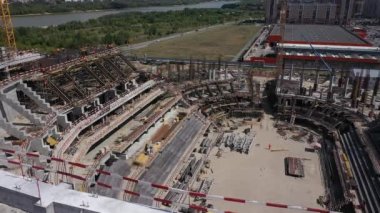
[103,33,113,44]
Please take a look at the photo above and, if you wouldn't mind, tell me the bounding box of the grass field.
[130,24,261,61]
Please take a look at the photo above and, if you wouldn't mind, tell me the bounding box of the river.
[12,0,238,28]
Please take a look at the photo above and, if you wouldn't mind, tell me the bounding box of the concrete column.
[371,73,380,105]
[177,64,180,82]
[224,63,228,80]
[344,74,349,98]
[314,68,319,91]
[167,63,171,80]
[327,69,335,101]
[57,114,72,130]
[289,64,293,80]
[72,106,85,118]
[339,67,344,88]
[351,75,359,108]
[300,64,305,95]
[361,70,370,104]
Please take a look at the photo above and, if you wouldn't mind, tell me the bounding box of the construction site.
[1,0,380,213]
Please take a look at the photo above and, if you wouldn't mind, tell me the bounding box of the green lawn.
[130,24,261,61]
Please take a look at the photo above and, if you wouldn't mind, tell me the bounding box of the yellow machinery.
[46,136,58,147]
[0,0,16,58]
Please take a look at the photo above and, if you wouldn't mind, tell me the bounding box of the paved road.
[131,116,204,205]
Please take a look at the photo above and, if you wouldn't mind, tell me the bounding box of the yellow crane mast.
[0,0,16,58]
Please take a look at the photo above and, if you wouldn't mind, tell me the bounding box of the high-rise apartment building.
[265,0,365,25]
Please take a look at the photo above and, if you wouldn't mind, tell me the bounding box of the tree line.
[11,8,263,52]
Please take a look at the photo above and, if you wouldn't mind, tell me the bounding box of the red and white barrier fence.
[0,148,338,213]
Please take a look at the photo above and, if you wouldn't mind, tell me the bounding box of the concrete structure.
[363,0,380,18]
[1,43,380,213]
[265,0,365,25]
[272,55,380,211]
[245,24,380,70]
[350,69,380,88]
[0,170,166,213]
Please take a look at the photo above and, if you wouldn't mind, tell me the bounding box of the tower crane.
[0,0,16,59]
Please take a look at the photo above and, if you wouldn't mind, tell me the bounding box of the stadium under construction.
[0,19,380,213]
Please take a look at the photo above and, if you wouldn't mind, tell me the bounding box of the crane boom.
[0,0,16,58]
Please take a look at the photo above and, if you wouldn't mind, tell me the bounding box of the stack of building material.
[222,133,254,154]
[199,138,212,154]
[285,157,304,177]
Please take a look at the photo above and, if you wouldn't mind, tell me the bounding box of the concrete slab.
[206,113,325,213]
[0,170,167,213]
[131,116,204,205]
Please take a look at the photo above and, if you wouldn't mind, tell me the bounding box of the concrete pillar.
[314,68,319,91]
[371,73,380,105]
[189,58,192,80]
[237,64,241,88]
[72,106,85,118]
[177,64,180,82]
[351,75,359,108]
[361,70,370,104]
[327,69,335,101]
[57,114,72,130]
[289,64,293,80]
[344,74,349,98]
[167,63,171,80]
[300,64,305,95]
[338,69,344,88]
[280,61,285,84]
[224,63,228,80]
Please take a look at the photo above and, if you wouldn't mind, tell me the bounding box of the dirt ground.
[205,112,325,213]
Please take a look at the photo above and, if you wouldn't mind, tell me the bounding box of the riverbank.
[11,0,239,27]
[12,9,113,17]
[10,0,219,16]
